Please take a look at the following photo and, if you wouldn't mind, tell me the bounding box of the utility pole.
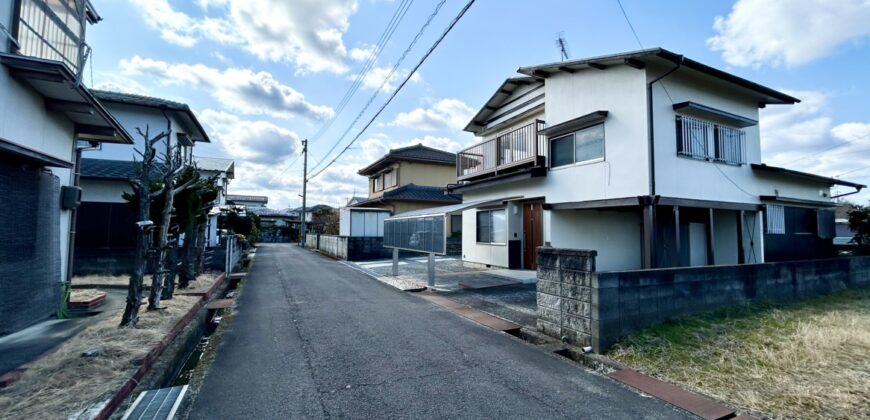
[299,139,308,247]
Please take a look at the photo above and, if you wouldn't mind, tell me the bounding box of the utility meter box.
[61,185,82,210]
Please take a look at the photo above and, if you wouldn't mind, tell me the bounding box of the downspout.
[646,56,682,195]
[65,146,83,286]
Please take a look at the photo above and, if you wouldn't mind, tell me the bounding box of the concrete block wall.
[306,234,392,261]
[536,247,597,347]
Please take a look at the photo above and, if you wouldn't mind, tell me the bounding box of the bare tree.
[120,126,166,327]
[148,125,196,310]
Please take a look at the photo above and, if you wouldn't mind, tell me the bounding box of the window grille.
[676,115,746,165]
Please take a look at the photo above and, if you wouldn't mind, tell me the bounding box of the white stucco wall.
[550,209,643,272]
[86,103,192,161]
[80,179,129,203]
[1,5,80,283]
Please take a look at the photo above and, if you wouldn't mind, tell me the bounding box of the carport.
[383,197,519,286]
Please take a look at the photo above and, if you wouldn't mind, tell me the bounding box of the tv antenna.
[556,32,570,61]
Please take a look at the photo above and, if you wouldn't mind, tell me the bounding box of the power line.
[836,163,870,178]
[270,0,415,182]
[310,0,415,145]
[616,0,643,49]
[309,0,477,180]
[309,0,451,174]
[781,131,870,166]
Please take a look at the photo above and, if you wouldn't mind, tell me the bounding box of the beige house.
[351,144,461,214]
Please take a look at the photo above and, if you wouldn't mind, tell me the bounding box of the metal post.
[392,248,399,277]
[224,234,230,274]
[300,139,308,247]
[427,252,435,287]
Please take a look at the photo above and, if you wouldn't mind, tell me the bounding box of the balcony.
[457,120,546,181]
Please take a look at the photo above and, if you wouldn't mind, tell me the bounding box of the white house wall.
[87,103,190,161]
[80,179,130,203]
[550,209,642,272]
[1,5,79,284]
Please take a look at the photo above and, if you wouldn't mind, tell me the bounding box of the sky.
[85,0,870,209]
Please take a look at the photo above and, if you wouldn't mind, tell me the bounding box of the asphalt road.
[189,243,693,419]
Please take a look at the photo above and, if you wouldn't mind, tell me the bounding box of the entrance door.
[523,202,543,269]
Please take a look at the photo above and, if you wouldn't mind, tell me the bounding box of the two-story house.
[450,48,864,272]
[351,144,461,211]
[346,144,463,239]
[74,91,213,275]
[0,0,134,334]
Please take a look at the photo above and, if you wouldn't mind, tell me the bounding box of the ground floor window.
[766,204,785,234]
[476,209,506,243]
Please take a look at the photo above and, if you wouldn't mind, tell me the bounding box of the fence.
[305,234,394,261]
[536,247,870,353]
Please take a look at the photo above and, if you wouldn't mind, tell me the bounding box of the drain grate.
[122,385,188,420]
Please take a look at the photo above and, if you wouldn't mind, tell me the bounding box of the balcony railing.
[457,120,546,181]
[15,0,87,75]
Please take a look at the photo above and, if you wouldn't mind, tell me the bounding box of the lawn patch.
[608,288,870,419]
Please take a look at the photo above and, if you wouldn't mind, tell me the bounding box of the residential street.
[188,244,692,419]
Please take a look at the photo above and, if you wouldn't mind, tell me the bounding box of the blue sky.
[85,0,870,208]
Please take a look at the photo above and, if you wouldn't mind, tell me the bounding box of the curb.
[95,272,229,420]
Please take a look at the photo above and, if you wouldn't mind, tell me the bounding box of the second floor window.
[550,124,605,168]
[15,0,86,74]
[676,115,746,165]
[371,169,397,192]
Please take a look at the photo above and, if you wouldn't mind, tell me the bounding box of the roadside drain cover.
[122,385,188,420]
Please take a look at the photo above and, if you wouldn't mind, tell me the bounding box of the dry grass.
[73,274,130,287]
[69,289,105,302]
[0,295,200,420]
[73,271,221,290]
[608,289,870,419]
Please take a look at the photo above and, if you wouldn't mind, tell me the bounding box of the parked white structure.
[450,48,864,272]
[0,0,133,334]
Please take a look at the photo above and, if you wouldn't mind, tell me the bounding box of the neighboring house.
[350,144,462,214]
[0,0,134,334]
[346,196,367,206]
[449,48,864,271]
[247,207,299,243]
[195,156,234,246]
[226,194,268,208]
[288,204,334,223]
[75,91,211,274]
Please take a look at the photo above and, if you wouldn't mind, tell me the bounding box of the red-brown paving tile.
[609,369,735,420]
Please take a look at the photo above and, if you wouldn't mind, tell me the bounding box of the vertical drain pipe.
[646,56,682,196]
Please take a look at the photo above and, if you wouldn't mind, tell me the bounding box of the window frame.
[549,123,605,169]
[475,208,507,245]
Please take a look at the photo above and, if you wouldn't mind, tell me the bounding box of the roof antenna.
[556,32,570,61]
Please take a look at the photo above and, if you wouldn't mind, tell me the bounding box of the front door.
[523,202,543,269]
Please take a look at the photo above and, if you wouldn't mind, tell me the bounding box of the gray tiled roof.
[195,156,234,178]
[354,184,461,207]
[358,144,456,175]
[80,158,163,180]
[383,184,461,203]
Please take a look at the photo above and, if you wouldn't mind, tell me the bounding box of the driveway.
[188,243,693,419]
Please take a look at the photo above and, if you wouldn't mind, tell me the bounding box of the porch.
[545,196,763,271]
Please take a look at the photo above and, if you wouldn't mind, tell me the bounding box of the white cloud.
[200,110,300,165]
[352,65,422,92]
[349,44,377,62]
[760,90,870,203]
[129,0,358,74]
[92,79,149,96]
[390,98,474,131]
[120,56,333,121]
[708,0,870,68]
